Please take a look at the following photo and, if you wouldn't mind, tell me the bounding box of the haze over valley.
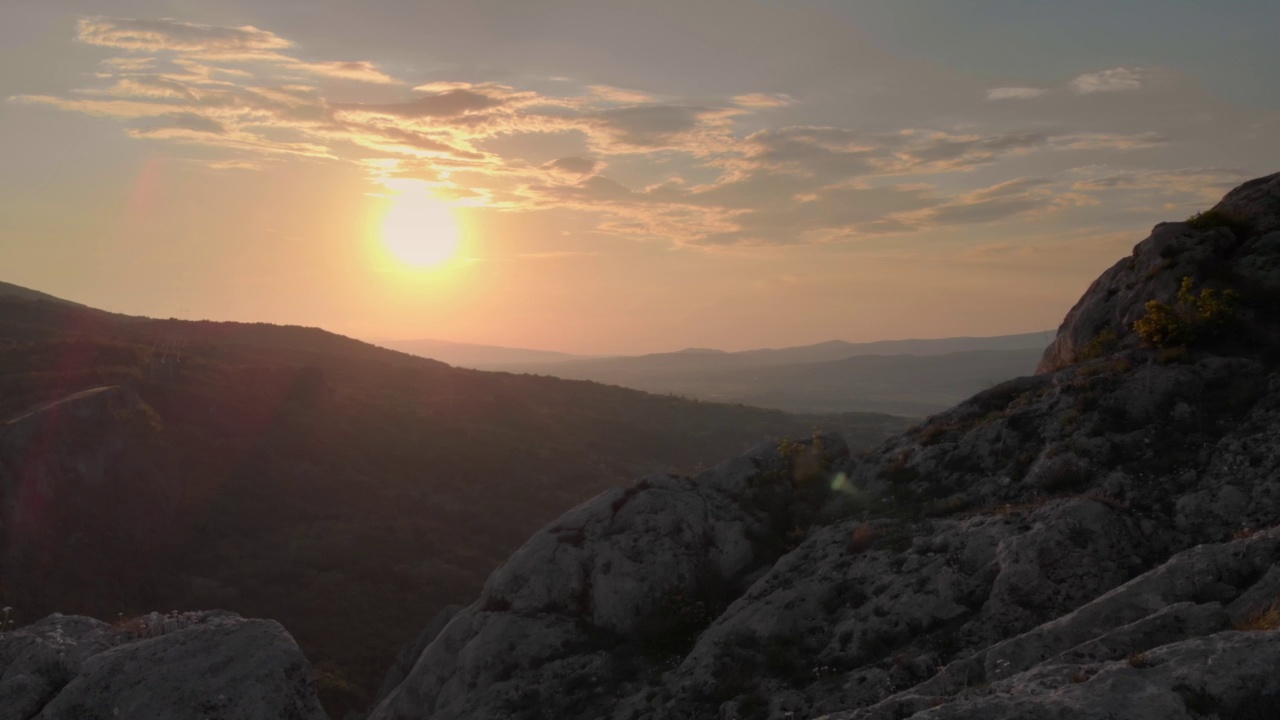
[383,332,1054,416]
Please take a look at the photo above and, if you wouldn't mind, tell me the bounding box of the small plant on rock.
[1186,208,1250,236]
[1133,276,1238,349]
[1126,651,1153,669]
[1079,328,1119,361]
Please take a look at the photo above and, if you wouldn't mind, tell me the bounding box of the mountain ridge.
[382,331,1054,373]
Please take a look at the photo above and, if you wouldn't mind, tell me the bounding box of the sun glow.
[379,194,462,268]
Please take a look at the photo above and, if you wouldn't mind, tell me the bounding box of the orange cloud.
[732,93,794,109]
[78,17,293,54]
[16,17,1211,250]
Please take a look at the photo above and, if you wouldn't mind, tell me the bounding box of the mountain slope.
[0,280,89,308]
[370,171,1280,720]
[0,290,907,716]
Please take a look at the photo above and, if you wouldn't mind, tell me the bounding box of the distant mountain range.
[382,332,1054,416]
[377,337,592,367]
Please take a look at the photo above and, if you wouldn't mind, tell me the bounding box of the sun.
[379,194,462,268]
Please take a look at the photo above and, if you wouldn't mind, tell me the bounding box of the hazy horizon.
[373,328,1055,357]
[4,1,1280,355]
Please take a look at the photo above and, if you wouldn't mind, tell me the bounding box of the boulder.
[0,610,326,720]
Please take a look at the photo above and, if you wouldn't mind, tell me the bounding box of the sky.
[2,0,1279,354]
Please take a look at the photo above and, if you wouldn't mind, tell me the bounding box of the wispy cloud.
[1070,67,1144,94]
[732,93,794,109]
[1068,166,1250,201]
[10,18,1215,249]
[78,17,293,55]
[78,16,398,85]
[289,60,397,85]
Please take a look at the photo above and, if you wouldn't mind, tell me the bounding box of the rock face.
[1038,170,1280,373]
[370,171,1280,720]
[0,610,326,720]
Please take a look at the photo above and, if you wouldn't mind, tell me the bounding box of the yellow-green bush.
[1186,208,1250,236]
[1133,277,1238,349]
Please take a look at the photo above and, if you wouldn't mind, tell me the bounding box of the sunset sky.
[3,1,1279,354]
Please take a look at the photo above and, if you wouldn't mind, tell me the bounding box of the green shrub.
[1186,208,1250,236]
[1079,328,1119,360]
[1133,277,1238,349]
[1133,300,1188,348]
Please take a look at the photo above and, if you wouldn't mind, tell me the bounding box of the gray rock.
[1038,171,1280,374]
[0,610,325,720]
[369,435,846,720]
[373,605,462,707]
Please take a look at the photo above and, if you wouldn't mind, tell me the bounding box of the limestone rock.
[1038,170,1280,374]
[0,610,326,720]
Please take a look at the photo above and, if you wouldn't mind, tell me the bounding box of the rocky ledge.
[368,172,1280,720]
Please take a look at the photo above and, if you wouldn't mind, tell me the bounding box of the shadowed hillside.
[0,290,908,715]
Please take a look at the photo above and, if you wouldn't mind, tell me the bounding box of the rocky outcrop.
[830,529,1280,719]
[370,172,1280,720]
[1038,170,1280,374]
[0,610,326,720]
[371,435,846,719]
[372,605,462,707]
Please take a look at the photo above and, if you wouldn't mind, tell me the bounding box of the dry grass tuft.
[1235,599,1280,632]
[1126,651,1153,669]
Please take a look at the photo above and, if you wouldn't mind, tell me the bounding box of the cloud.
[986,87,1048,100]
[17,16,1231,251]
[543,156,600,181]
[88,76,201,100]
[1049,132,1168,150]
[100,57,156,71]
[78,17,398,85]
[1069,166,1250,201]
[339,88,504,118]
[1070,67,1144,94]
[732,93,794,108]
[909,177,1056,225]
[585,105,734,151]
[77,17,292,54]
[739,127,1064,179]
[288,60,398,85]
[588,86,657,104]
